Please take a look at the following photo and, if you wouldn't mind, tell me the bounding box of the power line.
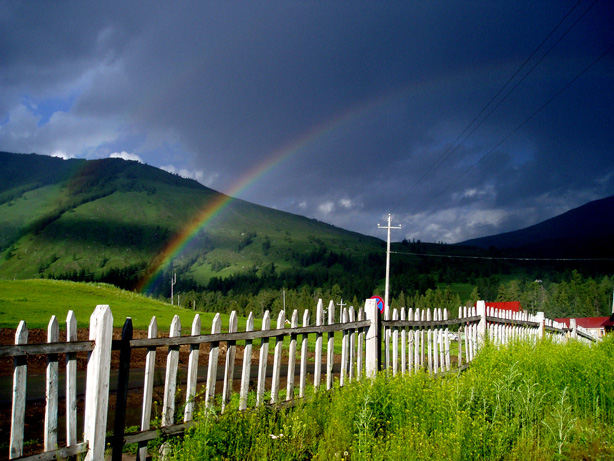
[390,250,614,262]
[433,41,614,202]
[408,0,596,196]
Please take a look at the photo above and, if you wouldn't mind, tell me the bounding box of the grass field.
[166,336,614,460]
[0,279,220,330]
[0,280,341,353]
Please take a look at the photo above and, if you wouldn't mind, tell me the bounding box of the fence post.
[536,312,545,340]
[162,315,181,425]
[186,314,203,418]
[570,318,578,340]
[112,318,133,461]
[326,300,335,391]
[476,300,487,349]
[239,313,254,410]
[66,311,78,450]
[365,298,379,379]
[138,317,157,461]
[10,321,28,459]
[44,315,59,452]
[83,305,113,461]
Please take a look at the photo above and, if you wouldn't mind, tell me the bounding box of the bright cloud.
[339,198,353,209]
[110,151,142,162]
[318,201,334,215]
[51,150,74,160]
[160,164,214,185]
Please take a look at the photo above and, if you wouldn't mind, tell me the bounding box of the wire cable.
[432,41,614,202]
[390,250,614,262]
[408,0,596,196]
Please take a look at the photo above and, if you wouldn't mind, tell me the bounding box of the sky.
[1,1,613,244]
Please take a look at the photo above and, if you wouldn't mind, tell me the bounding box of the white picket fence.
[0,299,594,460]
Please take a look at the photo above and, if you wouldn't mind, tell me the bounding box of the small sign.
[370,295,385,313]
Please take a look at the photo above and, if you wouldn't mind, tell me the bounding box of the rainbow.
[135,65,486,293]
[135,94,395,293]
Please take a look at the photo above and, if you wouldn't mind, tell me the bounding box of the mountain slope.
[0,152,383,292]
[459,195,614,257]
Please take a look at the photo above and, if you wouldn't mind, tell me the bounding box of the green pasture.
[0,279,220,331]
[0,280,347,354]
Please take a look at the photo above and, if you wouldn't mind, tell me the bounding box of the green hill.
[0,152,383,297]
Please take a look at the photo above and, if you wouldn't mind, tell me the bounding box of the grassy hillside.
[0,152,383,296]
[0,279,210,330]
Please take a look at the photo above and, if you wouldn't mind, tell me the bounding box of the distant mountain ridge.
[459,195,614,257]
[0,151,383,294]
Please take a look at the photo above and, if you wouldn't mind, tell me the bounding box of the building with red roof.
[483,301,522,313]
[554,315,614,339]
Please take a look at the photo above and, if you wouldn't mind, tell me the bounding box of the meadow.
[0,279,217,330]
[165,336,614,460]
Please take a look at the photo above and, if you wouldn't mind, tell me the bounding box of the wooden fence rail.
[1,299,595,460]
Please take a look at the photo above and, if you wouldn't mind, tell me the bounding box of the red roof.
[554,317,613,329]
[484,301,522,313]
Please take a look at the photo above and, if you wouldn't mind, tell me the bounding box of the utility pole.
[282,288,286,317]
[337,299,347,323]
[170,272,176,305]
[378,214,401,320]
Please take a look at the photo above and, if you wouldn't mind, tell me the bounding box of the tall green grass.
[165,336,614,460]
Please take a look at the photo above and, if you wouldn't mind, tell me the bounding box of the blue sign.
[370,295,385,313]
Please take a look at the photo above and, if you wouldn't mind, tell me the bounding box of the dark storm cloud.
[1,1,612,242]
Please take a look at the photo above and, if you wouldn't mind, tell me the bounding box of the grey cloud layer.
[1,1,612,242]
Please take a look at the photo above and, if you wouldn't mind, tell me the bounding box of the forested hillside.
[0,152,384,297]
[1,152,613,321]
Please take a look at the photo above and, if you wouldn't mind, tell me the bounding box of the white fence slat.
[410,307,414,374]
[83,305,113,461]
[433,310,439,375]
[286,310,299,401]
[326,300,335,391]
[427,309,433,374]
[466,312,472,362]
[457,307,463,366]
[299,310,310,399]
[44,315,59,452]
[400,308,406,374]
[340,308,348,387]
[66,311,78,449]
[365,299,378,379]
[256,311,271,406]
[162,315,181,426]
[348,306,356,382]
[314,300,323,390]
[10,321,28,459]
[205,313,222,407]
[222,311,238,412]
[184,314,202,421]
[420,309,426,369]
[138,316,157,461]
[392,308,399,376]
[239,313,254,411]
[357,307,364,381]
[444,309,450,371]
[270,311,285,403]
[385,298,390,373]
[413,308,419,373]
[438,309,445,373]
